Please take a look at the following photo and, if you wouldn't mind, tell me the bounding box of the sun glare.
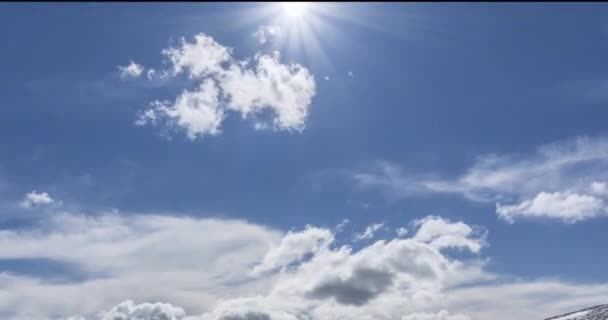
[281,2,309,19]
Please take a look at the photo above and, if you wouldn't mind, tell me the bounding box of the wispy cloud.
[350,136,608,223]
[0,209,281,319]
[395,227,408,237]
[253,25,281,44]
[353,222,384,241]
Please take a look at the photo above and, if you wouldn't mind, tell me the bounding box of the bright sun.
[281,2,309,19]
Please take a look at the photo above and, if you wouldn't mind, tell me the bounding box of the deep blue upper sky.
[2,2,608,286]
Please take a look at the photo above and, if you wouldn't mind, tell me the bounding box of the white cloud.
[396,227,409,237]
[191,215,489,320]
[118,61,144,79]
[402,310,470,320]
[19,190,54,208]
[323,76,330,81]
[351,136,608,223]
[496,191,605,223]
[253,25,281,44]
[146,69,156,80]
[335,219,349,232]
[353,222,384,241]
[102,300,195,320]
[0,211,281,319]
[412,216,484,253]
[251,226,333,276]
[163,34,231,78]
[136,33,316,138]
[137,79,224,139]
[590,181,608,195]
[4,208,608,320]
[220,52,315,131]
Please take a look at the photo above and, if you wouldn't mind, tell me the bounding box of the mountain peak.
[545,304,608,320]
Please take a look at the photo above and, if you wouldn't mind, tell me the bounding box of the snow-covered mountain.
[545,305,608,320]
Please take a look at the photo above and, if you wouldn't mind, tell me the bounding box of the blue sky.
[1,3,608,320]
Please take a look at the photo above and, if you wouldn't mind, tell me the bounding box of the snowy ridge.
[545,304,608,320]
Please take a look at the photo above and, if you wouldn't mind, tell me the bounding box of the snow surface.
[552,311,591,320]
[545,304,608,320]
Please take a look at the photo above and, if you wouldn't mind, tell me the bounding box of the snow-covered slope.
[545,305,608,320]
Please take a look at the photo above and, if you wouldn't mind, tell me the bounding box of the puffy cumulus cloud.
[200,216,489,320]
[351,136,608,223]
[496,191,605,223]
[135,33,316,138]
[92,279,608,320]
[163,34,231,78]
[198,296,300,320]
[412,216,485,253]
[402,311,470,320]
[253,25,281,44]
[0,212,489,319]
[353,222,384,242]
[251,226,333,276]
[19,190,54,208]
[306,266,394,306]
[19,211,608,320]
[138,79,224,139]
[95,215,487,320]
[118,61,144,79]
[102,300,194,320]
[220,52,315,131]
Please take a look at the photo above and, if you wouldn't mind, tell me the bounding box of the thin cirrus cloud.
[131,33,316,139]
[350,136,608,223]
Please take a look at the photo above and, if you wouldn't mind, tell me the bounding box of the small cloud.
[118,61,144,79]
[591,181,608,196]
[324,76,330,81]
[496,191,605,224]
[335,219,350,232]
[353,222,384,242]
[396,227,408,237]
[20,190,54,209]
[348,71,354,77]
[146,68,170,81]
[253,122,270,131]
[146,69,156,80]
[253,25,281,44]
